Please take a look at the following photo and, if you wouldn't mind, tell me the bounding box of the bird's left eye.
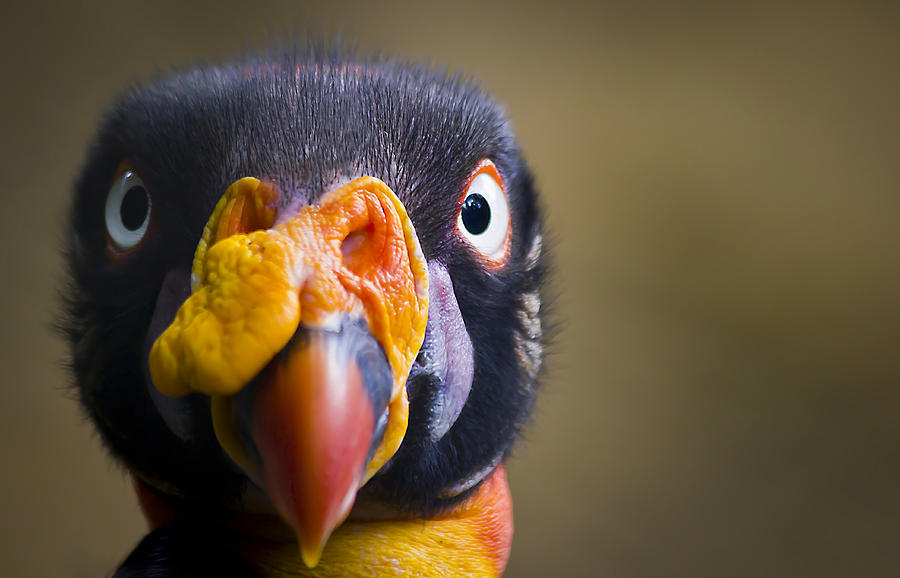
[105,170,151,252]
[456,161,510,265]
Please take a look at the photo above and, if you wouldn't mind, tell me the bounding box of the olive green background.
[1,1,898,576]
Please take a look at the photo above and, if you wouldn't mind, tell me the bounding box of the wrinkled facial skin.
[64,54,546,521]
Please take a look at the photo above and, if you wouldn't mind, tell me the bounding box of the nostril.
[341,230,369,258]
[340,225,376,274]
[332,183,403,277]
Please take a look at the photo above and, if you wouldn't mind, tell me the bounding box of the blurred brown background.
[1,1,898,576]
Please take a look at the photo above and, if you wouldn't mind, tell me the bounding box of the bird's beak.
[148,176,429,567]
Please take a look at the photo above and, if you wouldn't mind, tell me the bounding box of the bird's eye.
[105,170,151,251]
[456,161,510,265]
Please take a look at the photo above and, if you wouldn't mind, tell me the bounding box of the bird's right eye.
[105,169,151,252]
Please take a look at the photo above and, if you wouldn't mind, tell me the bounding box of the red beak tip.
[300,540,325,569]
[286,477,359,569]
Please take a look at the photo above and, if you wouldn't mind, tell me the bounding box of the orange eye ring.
[456,159,511,269]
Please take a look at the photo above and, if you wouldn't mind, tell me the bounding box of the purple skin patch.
[143,266,195,440]
[142,261,473,445]
[409,261,474,442]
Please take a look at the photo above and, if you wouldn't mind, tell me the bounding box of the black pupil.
[120,186,149,231]
[461,194,491,235]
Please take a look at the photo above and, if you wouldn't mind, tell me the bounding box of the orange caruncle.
[149,175,429,482]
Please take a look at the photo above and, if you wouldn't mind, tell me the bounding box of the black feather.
[113,520,255,577]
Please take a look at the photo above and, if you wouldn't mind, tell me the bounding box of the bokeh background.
[1,1,898,576]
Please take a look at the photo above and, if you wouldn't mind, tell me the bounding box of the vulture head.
[64,49,546,576]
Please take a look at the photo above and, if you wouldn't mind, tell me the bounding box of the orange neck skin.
[134,465,514,577]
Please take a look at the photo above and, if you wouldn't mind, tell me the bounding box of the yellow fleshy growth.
[148,175,428,479]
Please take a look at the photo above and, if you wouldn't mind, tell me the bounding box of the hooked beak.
[148,176,429,567]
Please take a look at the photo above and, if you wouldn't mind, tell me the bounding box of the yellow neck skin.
[228,466,512,577]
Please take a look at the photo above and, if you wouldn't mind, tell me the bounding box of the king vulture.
[64,49,546,576]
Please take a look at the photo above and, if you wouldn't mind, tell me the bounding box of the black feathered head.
[64,49,546,572]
